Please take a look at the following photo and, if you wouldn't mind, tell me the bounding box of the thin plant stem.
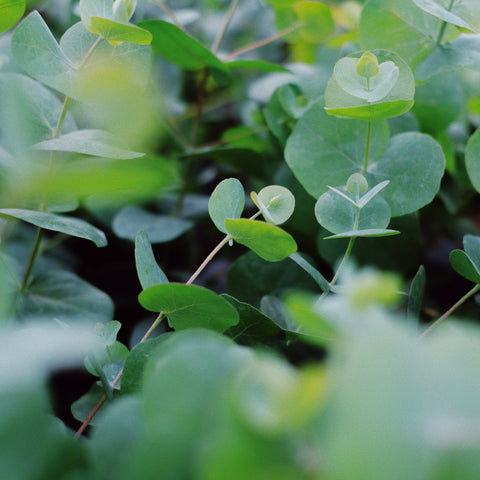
[420,283,480,338]
[317,207,360,303]
[21,228,43,291]
[155,1,187,32]
[222,23,300,60]
[363,118,372,173]
[436,0,455,46]
[211,0,240,54]
[74,210,264,436]
[187,234,232,286]
[21,39,102,291]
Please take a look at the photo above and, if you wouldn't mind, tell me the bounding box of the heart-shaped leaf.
[315,187,391,235]
[325,50,414,120]
[138,283,239,332]
[285,102,390,198]
[225,219,297,262]
[208,178,245,234]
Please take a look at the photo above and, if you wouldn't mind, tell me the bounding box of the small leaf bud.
[356,51,379,78]
[346,173,369,195]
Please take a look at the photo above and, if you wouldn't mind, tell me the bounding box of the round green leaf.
[465,128,480,194]
[251,185,295,225]
[224,219,297,262]
[315,188,391,235]
[138,283,239,332]
[369,132,445,217]
[0,0,25,33]
[325,50,414,120]
[285,102,390,198]
[208,178,245,234]
[112,206,193,243]
[0,208,107,247]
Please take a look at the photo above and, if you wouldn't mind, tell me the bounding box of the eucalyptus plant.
[2,0,480,479]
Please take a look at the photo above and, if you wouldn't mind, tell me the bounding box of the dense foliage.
[2,0,480,478]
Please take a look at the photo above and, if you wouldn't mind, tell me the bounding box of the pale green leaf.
[135,230,168,290]
[208,178,245,234]
[33,129,144,159]
[11,11,76,97]
[112,206,193,243]
[0,208,107,246]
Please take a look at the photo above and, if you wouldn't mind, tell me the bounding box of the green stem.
[21,227,43,291]
[363,118,372,174]
[436,0,455,46]
[420,283,480,338]
[317,207,360,302]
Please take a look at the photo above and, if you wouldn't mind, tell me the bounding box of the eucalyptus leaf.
[369,132,445,217]
[289,252,330,292]
[0,0,25,33]
[315,187,391,234]
[325,50,414,120]
[225,219,297,262]
[450,250,480,284]
[450,234,480,284]
[0,208,107,247]
[135,230,168,290]
[415,35,480,82]
[251,185,295,225]
[90,17,152,46]
[33,129,145,159]
[112,206,193,243]
[11,11,77,97]
[80,0,114,33]
[138,283,239,332]
[0,73,76,154]
[285,102,390,198]
[16,270,114,324]
[325,229,400,239]
[359,0,441,68]
[407,265,426,325]
[412,0,480,32]
[222,294,282,341]
[465,128,480,194]
[139,19,230,85]
[208,178,245,234]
